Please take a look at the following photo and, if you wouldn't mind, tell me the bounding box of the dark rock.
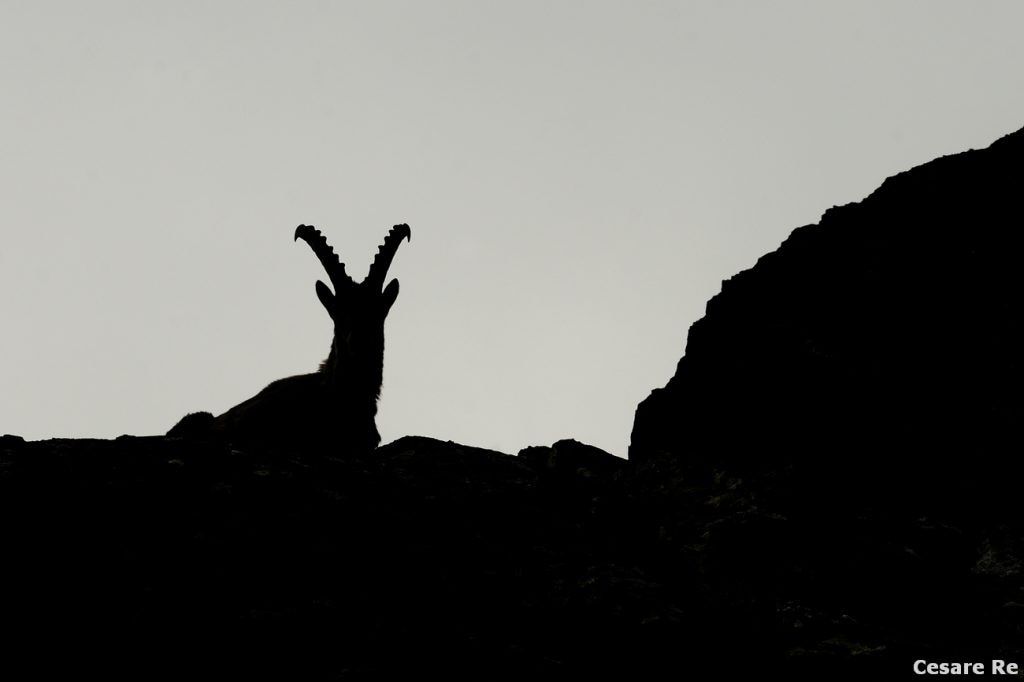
[166,410,216,438]
[0,433,25,449]
[629,125,1024,672]
[633,125,1024,513]
[519,439,624,478]
[0,435,677,680]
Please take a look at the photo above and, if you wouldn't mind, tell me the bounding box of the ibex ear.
[316,280,336,315]
[382,278,400,313]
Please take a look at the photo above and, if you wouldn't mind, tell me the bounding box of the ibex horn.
[365,224,411,289]
[294,224,352,292]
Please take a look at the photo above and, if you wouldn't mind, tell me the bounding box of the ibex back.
[169,223,411,455]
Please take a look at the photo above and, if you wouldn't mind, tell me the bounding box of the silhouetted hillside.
[3,127,1023,680]
[631,125,1024,674]
[0,435,656,680]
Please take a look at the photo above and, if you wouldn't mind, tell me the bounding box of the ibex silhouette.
[169,223,411,455]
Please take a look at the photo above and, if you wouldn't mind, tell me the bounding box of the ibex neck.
[320,341,385,404]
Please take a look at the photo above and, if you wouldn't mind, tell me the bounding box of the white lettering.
[914,660,988,675]
[992,660,1019,675]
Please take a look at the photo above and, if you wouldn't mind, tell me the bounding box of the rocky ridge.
[3,126,1024,680]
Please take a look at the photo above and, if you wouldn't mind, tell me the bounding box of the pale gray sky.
[2,1,1022,456]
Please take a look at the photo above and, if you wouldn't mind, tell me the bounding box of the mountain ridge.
[4,124,1024,679]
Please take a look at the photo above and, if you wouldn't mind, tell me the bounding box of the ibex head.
[294,223,411,420]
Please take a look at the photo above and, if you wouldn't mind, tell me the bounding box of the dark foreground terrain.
[3,127,1023,680]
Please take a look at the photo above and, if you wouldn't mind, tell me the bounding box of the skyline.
[3,2,1024,455]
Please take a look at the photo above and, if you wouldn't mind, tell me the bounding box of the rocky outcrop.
[630,125,1024,671]
[633,126,1024,502]
[0,434,665,681]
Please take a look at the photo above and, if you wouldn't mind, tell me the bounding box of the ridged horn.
[365,223,411,289]
[294,224,352,291]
